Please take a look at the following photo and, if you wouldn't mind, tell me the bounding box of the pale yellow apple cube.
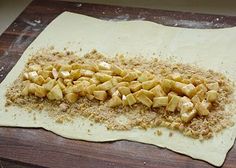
[95,72,112,82]
[98,61,111,70]
[70,69,81,80]
[207,90,218,102]
[97,80,113,91]
[181,109,197,123]
[93,90,107,101]
[116,82,129,88]
[153,96,168,107]
[108,95,123,107]
[182,83,196,97]
[34,75,45,85]
[65,93,79,103]
[126,93,137,106]
[195,102,210,116]
[47,84,63,100]
[29,64,41,71]
[34,85,47,98]
[137,71,154,82]
[86,84,97,95]
[136,94,153,107]
[80,69,94,77]
[57,79,66,90]
[43,79,56,91]
[123,72,138,82]
[150,85,166,97]
[160,79,174,93]
[60,64,72,71]
[129,82,142,92]
[206,82,219,91]
[142,79,158,90]
[28,71,38,81]
[191,95,201,105]
[71,63,81,70]
[169,72,182,82]
[89,77,100,85]
[173,82,186,95]
[111,64,123,76]
[166,95,180,112]
[118,86,131,96]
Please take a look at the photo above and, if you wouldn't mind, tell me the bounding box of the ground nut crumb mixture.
[5,48,235,140]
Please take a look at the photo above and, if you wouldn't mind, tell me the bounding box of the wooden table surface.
[0,0,236,167]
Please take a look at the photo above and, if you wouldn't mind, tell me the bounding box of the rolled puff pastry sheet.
[0,12,236,166]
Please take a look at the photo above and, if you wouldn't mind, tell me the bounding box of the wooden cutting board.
[0,0,236,167]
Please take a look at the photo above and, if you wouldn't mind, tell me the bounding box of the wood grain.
[0,0,236,167]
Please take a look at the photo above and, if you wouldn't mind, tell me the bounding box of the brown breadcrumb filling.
[5,48,235,140]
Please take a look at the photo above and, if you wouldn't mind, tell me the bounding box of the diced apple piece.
[86,94,94,100]
[137,71,154,82]
[122,95,129,106]
[34,85,47,98]
[73,80,90,94]
[47,84,63,100]
[126,93,137,106]
[44,65,54,71]
[181,109,197,123]
[28,83,37,94]
[28,71,38,81]
[195,102,210,116]
[65,93,79,103]
[71,63,81,70]
[86,84,97,95]
[161,79,174,93]
[76,77,91,82]
[207,90,218,102]
[29,64,41,71]
[80,69,94,77]
[135,89,155,100]
[60,64,72,71]
[52,68,58,79]
[69,69,80,80]
[166,95,180,112]
[21,86,29,96]
[153,96,168,107]
[64,86,74,94]
[95,72,112,82]
[182,84,196,97]
[98,61,111,70]
[57,79,66,90]
[191,95,201,105]
[129,81,142,92]
[136,94,153,107]
[196,84,208,93]
[108,87,117,96]
[38,70,51,79]
[99,70,113,76]
[93,90,107,101]
[167,91,177,100]
[108,95,123,107]
[81,63,99,72]
[34,75,45,85]
[118,86,131,96]
[178,96,193,113]
[173,82,186,95]
[97,80,113,91]
[120,70,128,77]
[116,82,129,88]
[23,73,29,80]
[64,79,73,86]
[169,72,182,82]
[90,77,100,85]
[112,90,121,97]
[196,90,206,101]
[54,63,62,71]
[142,79,158,90]
[150,85,166,97]
[111,64,123,76]
[123,72,138,82]
[58,71,70,79]
[43,79,56,91]
[206,82,219,91]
